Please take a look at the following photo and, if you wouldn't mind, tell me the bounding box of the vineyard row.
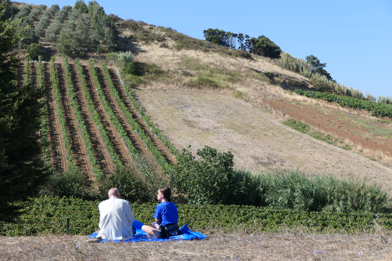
[34,57,175,178]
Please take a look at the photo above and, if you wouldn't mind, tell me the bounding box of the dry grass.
[1,231,392,260]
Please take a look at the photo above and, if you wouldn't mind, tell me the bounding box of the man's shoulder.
[99,197,130,206]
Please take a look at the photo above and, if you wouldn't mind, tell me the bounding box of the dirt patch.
[265,100,392,163]
[1,232,391,260]
[135,89,392,193]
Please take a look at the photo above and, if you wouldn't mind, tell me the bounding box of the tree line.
[203,28,282,59]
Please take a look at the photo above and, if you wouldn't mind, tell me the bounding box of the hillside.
[116,25,392,185]
[10,2,392,193]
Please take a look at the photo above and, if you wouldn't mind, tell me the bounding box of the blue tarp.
[89,222,207,243]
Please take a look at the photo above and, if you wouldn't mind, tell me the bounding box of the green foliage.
[45,5,72,43]
[27,43,40,60]
[249,35,282,59]
[258,171,390,213]
[37,56,50,162]
[39,169,93,199]
[98,155,169,203]
[113,66,179,158]
[74,0,88,14]
[203,28,228,47]
[50,57,76,170]
[101,62,171,171]
[305,55,333,81]
[34,5,59,37]
[0,9,50,221]
[88,58,138,160]
[12,4,32,22]
[63,57,102,177]
[88,1,118,51]
[283,118,310,133]
[0,0,18,22]
[74,58,121,171]
[169,146,238,205]
[294,90,392,119]
[187,74,223,89]
[2,197,392,236]
[125,61,140,75]
[57,8,91,57]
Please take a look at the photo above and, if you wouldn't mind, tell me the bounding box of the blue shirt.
[153,202,178,226]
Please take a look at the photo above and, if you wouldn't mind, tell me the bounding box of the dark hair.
[159,186,171,202]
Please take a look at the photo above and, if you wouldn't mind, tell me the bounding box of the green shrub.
[258,171,391,213]
[294,90,392,118]
[169,146,236,205]
[98,155,169,203]
[2,197,392,236]
[39,169,94,199]
[187,74,222,89]
[27,43,40,60]
[125,61,140,75]
[283,118,310,133]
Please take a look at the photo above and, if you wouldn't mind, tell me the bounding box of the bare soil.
[1,232,391,260]
[70,64,115,175]
[44,62,68,172]
[135,89,392,193]
[84,65,133,166]
[265,99,392,163]
[107,67,176,164]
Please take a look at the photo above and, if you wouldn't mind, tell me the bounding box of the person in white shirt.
[95,188,135,241]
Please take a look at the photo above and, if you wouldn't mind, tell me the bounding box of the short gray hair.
[108,188,120,197]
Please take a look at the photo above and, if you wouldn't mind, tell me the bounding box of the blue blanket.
[89,221,207,243]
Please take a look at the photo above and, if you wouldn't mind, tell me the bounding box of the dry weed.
[1,231,391,260]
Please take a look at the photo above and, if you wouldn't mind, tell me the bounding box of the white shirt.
[97,196,134,240]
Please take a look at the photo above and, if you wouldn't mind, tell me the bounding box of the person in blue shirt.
[142,186,181,238]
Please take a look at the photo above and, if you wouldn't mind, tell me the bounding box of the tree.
[74,0,88,14]
[203,28,228,47]
[249,35,282,59]
[0,4,51,221]
[0,0,17,22]
[237,33,245,50]
[27,43,41,60]
[305,55,333,81]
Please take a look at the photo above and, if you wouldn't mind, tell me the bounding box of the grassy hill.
[11,1,392,193]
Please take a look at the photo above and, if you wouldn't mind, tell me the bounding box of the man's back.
[97,196,134,240]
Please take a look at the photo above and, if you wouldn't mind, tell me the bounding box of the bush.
[169,146,237,205]
[2,197,392,236]
[27,43,40,60]
[187,74,222,89]
[258,170,391,213]
[125,61,140,75]
[98,155,169,203]
[283,118,310,133]
[39,169,94,199]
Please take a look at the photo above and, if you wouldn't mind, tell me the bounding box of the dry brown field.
[1,232,392,260]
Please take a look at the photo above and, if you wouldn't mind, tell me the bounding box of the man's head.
[108,188,120,198]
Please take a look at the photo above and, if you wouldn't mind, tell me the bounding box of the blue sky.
[26,0,392,98]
